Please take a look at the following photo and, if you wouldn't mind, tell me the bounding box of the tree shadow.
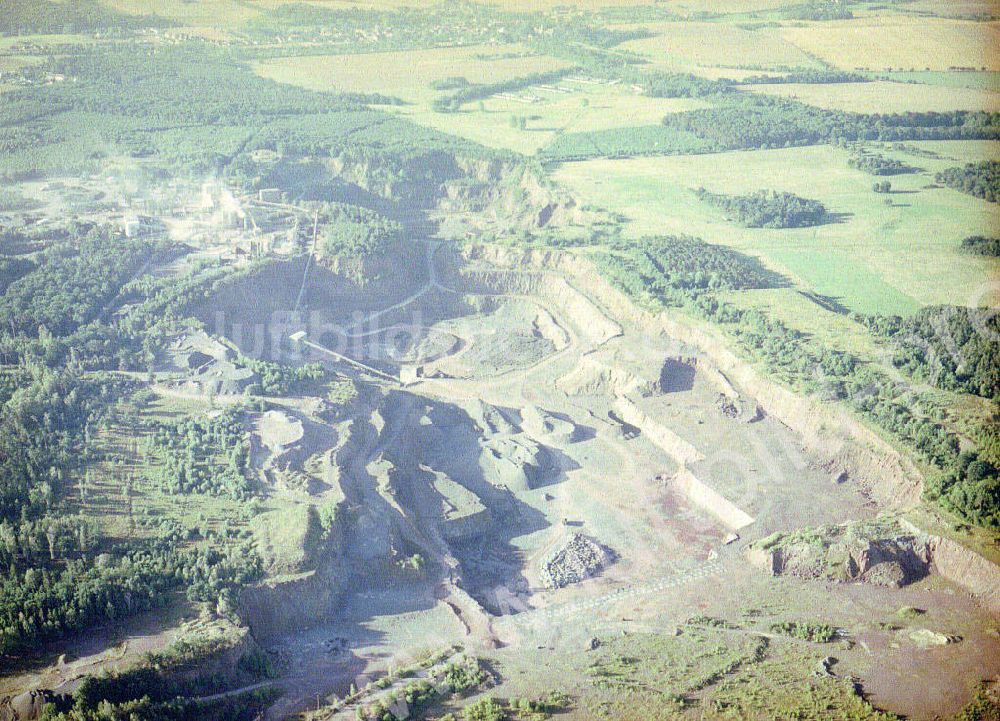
[821,211,854,225]
[797,290,851,315]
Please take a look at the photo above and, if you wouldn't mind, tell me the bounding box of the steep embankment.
[327,151,587,234]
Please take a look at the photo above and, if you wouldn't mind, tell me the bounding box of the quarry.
[1,5,999,718]
[2,139,999,721]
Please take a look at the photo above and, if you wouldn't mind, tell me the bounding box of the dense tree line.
[742,70,868,85]
[661,95,1000,152]
[859,306,1000,400]
[936,161,1000,202]
[848,151,915,176]
[695,188,828,228]
[432,69,574,113]
[960,235,1000,256]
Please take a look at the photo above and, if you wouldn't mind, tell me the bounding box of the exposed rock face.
[238,568,344,642]
[0,690,55,721]
[541,533,615,589]
[923,531,1000,615]
[748,517,933,588]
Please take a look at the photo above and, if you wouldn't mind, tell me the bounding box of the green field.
[554,142,1000,314]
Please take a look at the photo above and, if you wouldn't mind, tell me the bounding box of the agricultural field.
[620,21,822,71]
[254,45,570,106]
[254,51,710,155]
[554,142,1000,314]
[779,17,1000,71]
[745,80,1000,113]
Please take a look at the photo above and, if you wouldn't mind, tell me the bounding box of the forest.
[695,188,828,228]
[0,0,169,36]
[318,203,403,260]
[143,406,254,500]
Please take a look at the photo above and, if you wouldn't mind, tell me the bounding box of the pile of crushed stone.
[541,533,615,589]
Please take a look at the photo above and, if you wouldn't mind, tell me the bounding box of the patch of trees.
[872,181,892,193]
[849,151,915,175]
[661,95,1000,152]
[0,256,36,294]
[143,406,253,500]
[318,203,402,259]
[594,235,782,307]
[769,621,837,642]
[936,161,1000,202]
[0,369,130,524]
[926,451,1000,528]
[241,358,325,396]
[785,1,854,20]
[429,76,470,91]
[696,188,828,228]
[960,235,1000,256]
[859,306,1000,400]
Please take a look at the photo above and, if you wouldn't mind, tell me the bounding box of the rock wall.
[922,530,1000,616]
[613,396,704,466]
[238,569,343,642]
[672,468,755,531]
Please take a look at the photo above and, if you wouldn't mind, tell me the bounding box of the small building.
[258,188,282,203]
[400,364,423,385]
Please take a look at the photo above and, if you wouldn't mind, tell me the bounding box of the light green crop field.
[253,45,570,105]
[620,21,822,71]
[745,80,1000,113]
[555,142,1000,315]
[779,16,1000,71]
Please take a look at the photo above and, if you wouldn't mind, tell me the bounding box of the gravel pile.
[541,533,614,589]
